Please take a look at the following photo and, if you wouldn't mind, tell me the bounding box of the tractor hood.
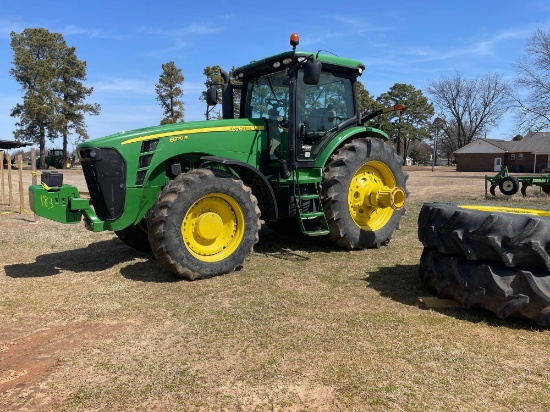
[76,118,264,151]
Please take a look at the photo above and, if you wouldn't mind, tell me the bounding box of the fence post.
[7,154,13,206]
[0,151,4,203]
[31,148,37,185]
[18,155,24,214]
[31,148,38,222]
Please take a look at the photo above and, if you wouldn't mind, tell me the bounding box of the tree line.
[9,27,550,166]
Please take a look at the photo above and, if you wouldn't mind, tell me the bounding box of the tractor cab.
[209,33,364,171]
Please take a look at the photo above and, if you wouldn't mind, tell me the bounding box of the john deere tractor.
[30,33,407,280]
[36,149,74,169]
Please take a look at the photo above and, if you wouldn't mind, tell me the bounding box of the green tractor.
[30,33,408,280]
[36,149,74,169]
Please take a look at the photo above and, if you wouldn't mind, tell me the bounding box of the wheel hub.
[348,161,406,231]
[503,181,514,190]
[195,212,223,240]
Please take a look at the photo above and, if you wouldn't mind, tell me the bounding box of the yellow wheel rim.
[182,193,245,262]
[460,205,550,216]
[347,160,405,231]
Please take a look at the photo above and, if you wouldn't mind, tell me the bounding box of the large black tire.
[418,203,550,271]
[57,158,73,169]
[420,248,550,326]
[115,218,151,252]
[499,176,519,195]
[321,137,408,249]
[147,169,261,280]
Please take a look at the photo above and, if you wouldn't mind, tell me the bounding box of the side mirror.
[206,87,218,106]
[303,60,321,85]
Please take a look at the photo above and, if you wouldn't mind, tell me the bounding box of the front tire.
[148,169,261,280]
[322,138,408,249]
[115,218,151,252]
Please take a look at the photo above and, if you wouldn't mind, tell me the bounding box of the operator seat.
[305,104,336,137]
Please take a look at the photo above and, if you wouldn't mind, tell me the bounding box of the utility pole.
[431,117,445,173]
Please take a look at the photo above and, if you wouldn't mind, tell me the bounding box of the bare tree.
[437,119,462,165]
[427,73,510,149]
[511,27,550,132]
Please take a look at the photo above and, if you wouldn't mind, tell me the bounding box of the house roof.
[454,138,516,154]
[511,132,550,153]
[454,134,550,154]
[484,138,518,151]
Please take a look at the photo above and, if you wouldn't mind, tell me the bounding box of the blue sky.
[1,0,549,150]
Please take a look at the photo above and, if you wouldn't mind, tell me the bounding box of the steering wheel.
[266,98,287,108]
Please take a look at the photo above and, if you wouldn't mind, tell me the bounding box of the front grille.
[79,148,126,221]
[141,139,159,152]
[138,154,153,168]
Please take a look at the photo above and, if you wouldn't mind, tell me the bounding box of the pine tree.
[54,46,100,167]
[10,28,65,168]
[155,61,184,125]
[9,28,99,168]
[201,65,240,119]
[377,83,434,160]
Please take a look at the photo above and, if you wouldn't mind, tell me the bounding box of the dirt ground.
[0,165,548,411]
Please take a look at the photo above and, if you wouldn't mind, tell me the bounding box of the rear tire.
[420,248,550,326]
[148,169,261,280]
[418,203,550,271]
[321,137,408,249]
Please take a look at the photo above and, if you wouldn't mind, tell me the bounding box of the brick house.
[454,132,550,173]
[454,138,517,172]
[510,132,550,173]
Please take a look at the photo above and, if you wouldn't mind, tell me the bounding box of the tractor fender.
[316,126,392,168]
[200,155,278,222]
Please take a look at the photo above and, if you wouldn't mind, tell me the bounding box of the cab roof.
[233,51,365,80]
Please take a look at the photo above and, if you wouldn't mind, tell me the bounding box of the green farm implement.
[486,166,550,196]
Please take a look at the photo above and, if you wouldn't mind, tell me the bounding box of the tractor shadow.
[3,238,178,283]
[3,226,336,283]
[255,225,341,256]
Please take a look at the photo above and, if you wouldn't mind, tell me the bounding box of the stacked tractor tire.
[418,203,550,326]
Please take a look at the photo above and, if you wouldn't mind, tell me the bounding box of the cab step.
[293,180,330,237]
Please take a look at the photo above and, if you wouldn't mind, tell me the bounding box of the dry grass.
[0,166,549,411]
